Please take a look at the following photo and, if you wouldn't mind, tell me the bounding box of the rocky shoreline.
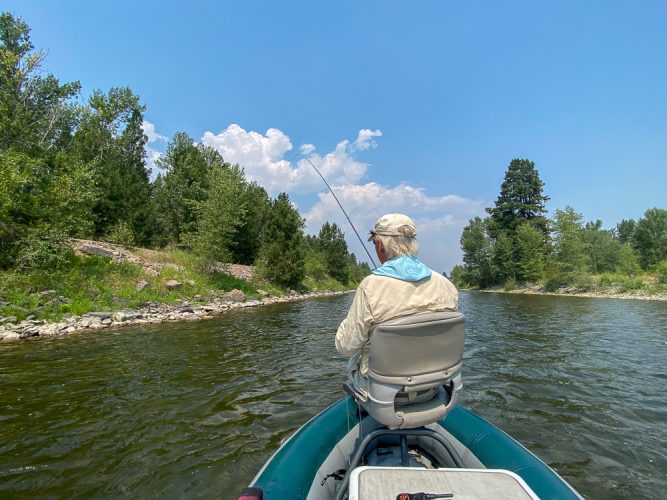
[472,286,667,301]
[0,289,352,344]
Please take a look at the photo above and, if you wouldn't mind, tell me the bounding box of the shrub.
[105,221,136,247]
[15,229,74,271]
[652,260,667,284]
[503,277,517,291]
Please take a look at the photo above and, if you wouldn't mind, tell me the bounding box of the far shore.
[463,285,667,302]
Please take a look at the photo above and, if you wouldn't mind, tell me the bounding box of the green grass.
[0,248,354,322]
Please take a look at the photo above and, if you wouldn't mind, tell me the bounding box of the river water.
[0,292,665,499]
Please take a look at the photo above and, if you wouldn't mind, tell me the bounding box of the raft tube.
[250,397,581,499]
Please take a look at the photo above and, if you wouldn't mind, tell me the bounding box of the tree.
[0,13,80,155]
[632,208,667,269]
[486,158,550,237]
[491,230,516,283]
[151,133,212,246]
[317,222,350,284]
[616,219,636,245]
[460,217,494,288]
[257,193,306,287]
[189,163,246,262]
[230,181,270,264]
[550,206,589,276]
[582,220,621,274]
[515,222,545,281]
[72,87,151,243]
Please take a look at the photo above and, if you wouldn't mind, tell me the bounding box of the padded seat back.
[346,311,465,429]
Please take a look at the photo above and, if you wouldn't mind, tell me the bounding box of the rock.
[201,315,215,320]
[112,309,143,322]
[164,279,182,290]
[257,289,269,298]
[83,312,113,320]
[0,316,17,325]
[142,266,160,276]
[193,294,202,301]
[101,317,112,325]
[135,279,149,291]
[1,332,20,342]
[26,314,36,321]
[79,244,115,258]
[175,306,194,314]
[38,290,57,297]
[224,289,246,302]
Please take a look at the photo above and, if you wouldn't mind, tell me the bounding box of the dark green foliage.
[449,264,467,288]
[72,87,152,244]
[616,219,636,244]
[317,222,350,284]
[486,158,550,237]
[257,193,306,287]
[632,208,667,269]
[0,13,81,155]
[151,132,212,246]
[582,220,622,274]
[189,162,246,262]
[230,182,270,264]
[515,222,544,282]
[460,217,494,288]
[551,206,589,276]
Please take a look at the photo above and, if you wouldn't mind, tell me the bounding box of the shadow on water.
[0,292,665,499]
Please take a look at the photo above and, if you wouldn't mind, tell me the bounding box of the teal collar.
[372,255,432,282]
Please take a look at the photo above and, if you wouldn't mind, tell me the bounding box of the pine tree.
[258,193,306,287]
[486,159,550,237]
[317,222,350,284]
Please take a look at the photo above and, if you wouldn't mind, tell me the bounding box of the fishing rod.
[296,153,378,269]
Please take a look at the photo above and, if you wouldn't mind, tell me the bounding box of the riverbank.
[0,289,351,343]
[0,239,355,343]
[471,283,667,301]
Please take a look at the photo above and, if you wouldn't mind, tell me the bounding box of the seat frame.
[344,311,465,429]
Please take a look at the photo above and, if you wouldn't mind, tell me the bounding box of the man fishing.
[335,213,458,389]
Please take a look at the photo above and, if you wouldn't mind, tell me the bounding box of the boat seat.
[344,311,465,430]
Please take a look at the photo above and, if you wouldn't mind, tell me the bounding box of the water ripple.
[0,293,665,498]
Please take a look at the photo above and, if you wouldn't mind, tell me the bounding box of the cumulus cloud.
[142,120,168,144]
[141,120,168,175]
[304,183,486,272]
[200,125,381,194]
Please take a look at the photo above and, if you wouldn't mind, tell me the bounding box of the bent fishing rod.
[296,153,378,269]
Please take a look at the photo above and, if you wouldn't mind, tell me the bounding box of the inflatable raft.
[241,397,582,499]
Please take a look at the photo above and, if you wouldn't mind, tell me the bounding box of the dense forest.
[451,159,667,292]
[0,13,370,290]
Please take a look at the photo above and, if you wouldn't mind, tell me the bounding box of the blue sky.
[5,1,666,271]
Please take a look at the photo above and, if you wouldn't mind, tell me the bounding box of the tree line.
[0,13,370,288]
[451,159,667,290]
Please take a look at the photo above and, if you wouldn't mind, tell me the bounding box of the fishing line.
[296,153,378,269]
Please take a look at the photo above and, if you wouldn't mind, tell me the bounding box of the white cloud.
[352,129,383,151]
[200,125,380,195]
[304,183,486,273]
[142,120,168,143]
[141,120,168,176]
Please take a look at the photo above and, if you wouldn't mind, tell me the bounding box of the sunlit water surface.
[1,292,665,499]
